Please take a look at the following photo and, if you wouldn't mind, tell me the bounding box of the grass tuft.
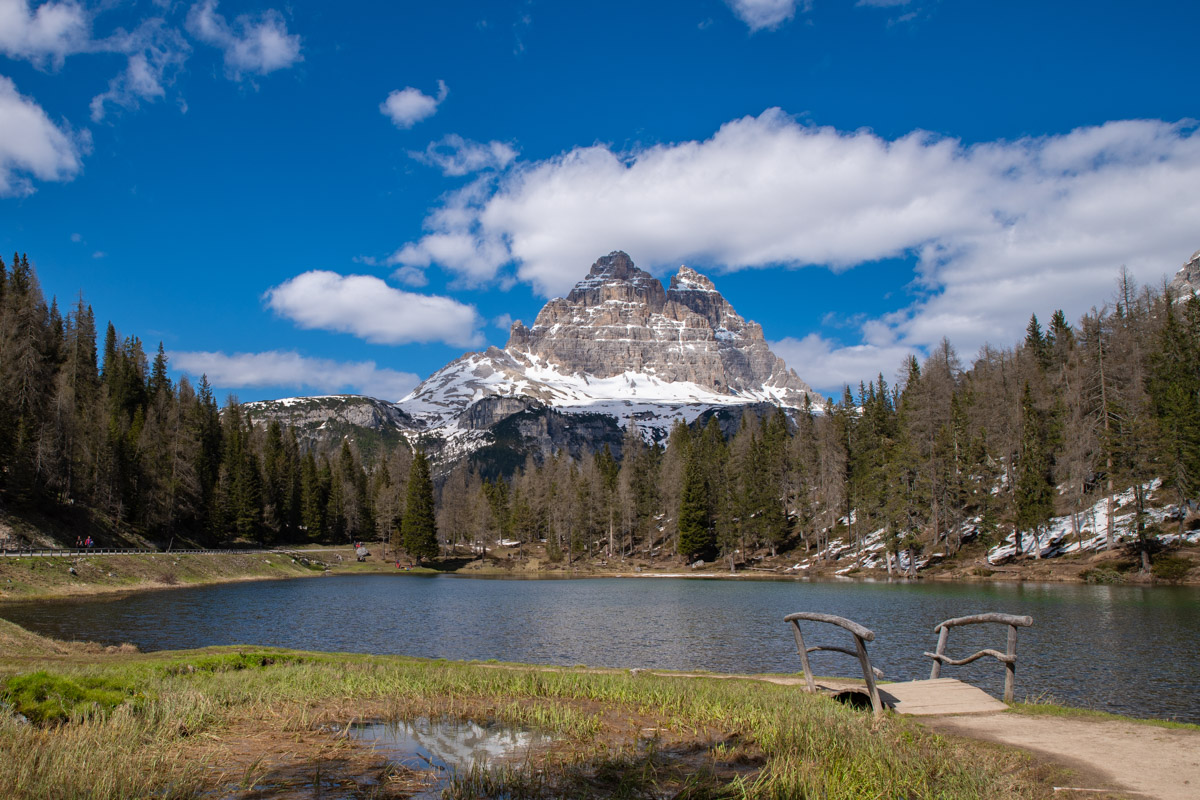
[2,671,137,724]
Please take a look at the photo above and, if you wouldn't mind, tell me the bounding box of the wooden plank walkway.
[796,677,1008,715]
[878,678,1009,716]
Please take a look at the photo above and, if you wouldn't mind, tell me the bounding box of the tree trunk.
[1099,330,1116,551]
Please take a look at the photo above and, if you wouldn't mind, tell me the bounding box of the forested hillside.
[434,271,1200,574]
[2,252,1197,574]
[0,252,410,549]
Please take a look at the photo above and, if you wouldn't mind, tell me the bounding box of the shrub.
[1080,567,1125,584]
[1151,555,1192,583]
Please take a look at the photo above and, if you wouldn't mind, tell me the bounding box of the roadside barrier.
[0,547,273,558]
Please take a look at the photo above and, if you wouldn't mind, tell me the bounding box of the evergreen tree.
[1025,313,1051,370]
[402,448,439,560]
[677,449,713,560]
[1014,383,1054,558]
[149,342,171,398]
[300,450,326,540]
[1049,309,1075,367]
[1146,296,1200,533]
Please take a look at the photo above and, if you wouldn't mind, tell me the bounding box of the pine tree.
[1146,296,1200,534]
[1014,383,1054,558]
[1025,314,1051,370]
[300,450,326,540]
[677,448,713,560]
[402,449,439,560]
[1049,309,1075,367]
[149,342,171,398]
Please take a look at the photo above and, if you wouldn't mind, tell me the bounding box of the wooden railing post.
[784,612,884,717]
[852,633,883,716]
[923,613,1032,704]
[929,626,949,680]
[789,620,817,693]
[1005,623,1019,703]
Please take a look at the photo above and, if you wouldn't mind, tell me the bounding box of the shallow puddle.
[347,717,556,797]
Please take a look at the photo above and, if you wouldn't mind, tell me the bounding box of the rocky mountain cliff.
[246,252,820,471]
[505,252,809,399]
[1170,249,1200,297]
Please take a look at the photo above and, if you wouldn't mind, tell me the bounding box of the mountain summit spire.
[411,251,818,437]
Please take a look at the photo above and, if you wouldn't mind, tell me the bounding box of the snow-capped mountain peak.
[398,251,819,438]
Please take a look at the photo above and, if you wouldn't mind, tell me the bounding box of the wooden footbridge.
[783,611,1033,717]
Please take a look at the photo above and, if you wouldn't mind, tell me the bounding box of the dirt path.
[923,713,1200,800]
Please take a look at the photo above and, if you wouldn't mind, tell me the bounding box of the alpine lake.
[2,573,1197,723]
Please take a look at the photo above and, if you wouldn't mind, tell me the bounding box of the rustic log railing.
[784,612,884,716]
[925,612,1033,703]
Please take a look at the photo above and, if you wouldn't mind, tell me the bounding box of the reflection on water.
[349,717,553,798]
[1,574,1197,722]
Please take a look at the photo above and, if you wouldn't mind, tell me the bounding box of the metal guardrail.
[0,547,271,558]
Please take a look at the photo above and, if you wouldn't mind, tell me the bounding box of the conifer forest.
[2,252,1197,572]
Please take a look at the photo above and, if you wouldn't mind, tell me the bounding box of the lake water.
[2,574,1197,723]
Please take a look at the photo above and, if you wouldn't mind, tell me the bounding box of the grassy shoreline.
[3,542,1198,606]
[0,618,1076,800]
[0,549,333,601]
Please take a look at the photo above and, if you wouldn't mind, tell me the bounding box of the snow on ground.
[776,481,1198,576]
[985,479,1199,564]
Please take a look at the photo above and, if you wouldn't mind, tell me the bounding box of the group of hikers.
[74,536,95,549]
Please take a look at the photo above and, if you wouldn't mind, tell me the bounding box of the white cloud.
[169,350,420,401]
[395,110,1200,390]
[492,313,513,331]
[90,20,190,121]
[725,0,808,31]
[392,265,428,287]
[772,334,916,396]
[263,270,483,348]
[0,2,190,122]
[0,0,90,67]
[0,74,87,196]
[414,134,518,176]
[380,80,447,129]
[185,0,301,79]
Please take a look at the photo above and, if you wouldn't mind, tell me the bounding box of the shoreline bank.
[3,541,1198,604]
[1,617,1197,799]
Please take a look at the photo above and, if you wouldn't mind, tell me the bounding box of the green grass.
[2,671,140,724]
[0,638,1056,799]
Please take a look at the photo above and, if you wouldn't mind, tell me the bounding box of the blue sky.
[2,0,1199,401]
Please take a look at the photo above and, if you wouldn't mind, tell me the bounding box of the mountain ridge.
[247,251,820,466]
